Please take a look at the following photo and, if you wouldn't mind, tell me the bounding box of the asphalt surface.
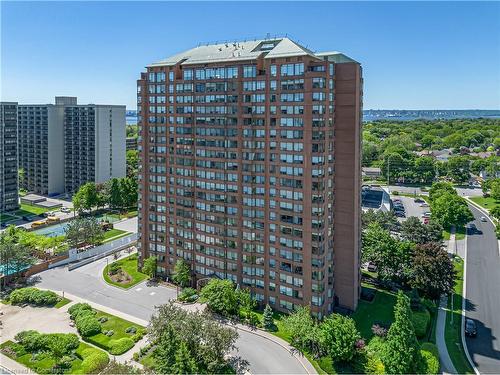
[384,185,483,198]
[465,205,500,373]
[391,195,429,223]
[32,255,308,374]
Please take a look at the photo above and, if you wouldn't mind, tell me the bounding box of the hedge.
[69,303,93,319]
[420,343,440,374]
[412,308,431,338]
[14,331,79,355]
[80,348,110,374]
[76,313,102,337]
[9,288,60,306]
[108,337,135,355]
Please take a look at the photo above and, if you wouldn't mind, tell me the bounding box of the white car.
[480,216,487,222]
[419,203,429,207]
[60,207,71,213]
[421,212,432,218]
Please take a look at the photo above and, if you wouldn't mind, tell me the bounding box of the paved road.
[32,255,308,374]
[465,205,500,373]
[384,184,483,197]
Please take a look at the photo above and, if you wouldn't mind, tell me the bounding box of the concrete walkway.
[436,295,458,374]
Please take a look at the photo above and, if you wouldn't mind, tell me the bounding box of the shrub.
[80,348,109,374]
[125,326,137,334]
[132,352,140,361]
[109,263,121,275]
[2,342,26,357]
[69,303,93,319]
[412,309,431,338]
[178,287,197,302]
[105,330,114,337]
[14,331,79,356]
[365,356,385,375]
[131,329,145,343]
[371,324,388,338]
[98,316,108,323]
[9,288,60,306]
[419,343,440,374]
[15,330,44,352]
[76,314,102,337]
[109,337,135,355]
[58,355,73,369]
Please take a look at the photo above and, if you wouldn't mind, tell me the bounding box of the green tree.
[107,178,124,210]
[446,156,471,183]
[154,324,179,374]
[413,156,436,184]
[0,239,36,288]
[141,256,157,278]
[361,209,398,231]
[171,341,198,374]
[410,242,457,300]
[199,279,239,316]
[262,304,274,330]
[72,182,99,212]
[400,216,443,244]
[100,360,141,374]
[121,177,138,208]
[429,182,456,202]
[282,306,320,354]
[64,217,104,247]
[126,150,139,178]
[491,180,500,201]
[431,193,474,228]
[320,314,360,363]
[18,168,25,189]
[382,291,421,374]
[172,259,191,288]
[237,288,256,321]
[490,206,500,220]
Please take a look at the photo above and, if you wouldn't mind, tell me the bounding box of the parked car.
[419,203,429,207]
[480,216,487,222]
[421,212,431,218]
[367,262,377,272]
[395,211,406,218]
[61,207,71,213]
[465,319,477,337]
[414,198,424,203]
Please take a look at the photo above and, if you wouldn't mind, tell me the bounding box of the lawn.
[445,256,474,374]
[83,309,145,354]
[0,340,106,374]
[102,253,148,289]
[443,225,466,241]
[15,203,51,216]
[108,208,138,220]
[0,213,17,222]
[102,228,129,243]
[55,297,71,308]
[470,196,500,211]
[352,286,397,339]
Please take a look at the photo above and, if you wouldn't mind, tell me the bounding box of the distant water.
[125,110,500,124]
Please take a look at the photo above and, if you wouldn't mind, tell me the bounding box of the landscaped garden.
[470,195,499,211]
[5,287,70,308]
[68,303,145,355]
[0,332,109,374]
[15,203,51,217]
[102,253,148,289]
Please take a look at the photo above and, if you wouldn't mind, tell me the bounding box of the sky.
[1,1,500,110]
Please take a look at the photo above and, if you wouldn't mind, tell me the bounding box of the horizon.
[1,1,499,110]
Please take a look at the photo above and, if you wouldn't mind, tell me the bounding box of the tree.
[0,240,36,288]
[262,304,274,330]
[101,360,142,374]
[237,288,256,321]
[361,209,398,231]
[72,182,99,212]
[490,206,500,220]
[320,314,360,363]
[382,291,421,374]
[121,177,138,208]
[172,259,191,288]
[64,217,104,247]
[18,168,25,189]
[431,193,474,228]
[429,182,456,202]
[491,180,500,201]
[141,256,157,278]
[171,341,198,374]
[410,242,456,300]
[149,302,238,373]
[126,150,139,178]
[400,216,443,244]
[107,178,124,210]
[413,156,436,184]
[282,306,320,354]
[199,279,239,316]
[362,223,413,283]
[446,156,471,183]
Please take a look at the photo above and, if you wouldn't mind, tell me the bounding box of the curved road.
[465,205,500,373]
[32,257,308,374]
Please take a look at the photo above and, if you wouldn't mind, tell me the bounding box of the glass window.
[243,66,257,78]
[168,71,174,81]
[270,65,277,77]
[148,72,155,82]
[183,69,193,80]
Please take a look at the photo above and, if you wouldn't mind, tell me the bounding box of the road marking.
[149,292,156,296]
[135,287,142,292]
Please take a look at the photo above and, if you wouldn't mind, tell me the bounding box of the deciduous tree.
[171,259,191,288]
[400,216,443,244]
[320,314,360,363]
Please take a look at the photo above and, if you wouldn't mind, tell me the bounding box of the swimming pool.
[33,214,120,238]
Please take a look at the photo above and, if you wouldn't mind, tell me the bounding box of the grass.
[0,213,16,222]
[470,196,500,211]
[445,256,474,374]
[55,297,71,308]
[83,309,144,353]
[0,340,106,374]
[352,286,397,339]
[102,254,148,289]
[108,208,138,220]
[102,229,129,243]
[443,225,466,241]
[15,203,51,216]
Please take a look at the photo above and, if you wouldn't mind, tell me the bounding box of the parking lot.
[391,195,430,222]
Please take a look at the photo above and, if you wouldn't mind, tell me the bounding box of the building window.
[168,71,174,81]
[270,65,277,77]
[183,69,193,80]
[243,66,256,78]
[280,63,304,77]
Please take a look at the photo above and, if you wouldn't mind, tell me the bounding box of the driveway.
[465,205,500,373]
[32,256,309,374]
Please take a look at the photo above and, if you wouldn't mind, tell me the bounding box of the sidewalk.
[436,295,458,374]
[447,226,457,255]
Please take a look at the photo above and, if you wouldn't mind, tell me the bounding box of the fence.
[48,233,138,270]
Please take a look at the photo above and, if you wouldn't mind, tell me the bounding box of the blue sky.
[1,1,499,110]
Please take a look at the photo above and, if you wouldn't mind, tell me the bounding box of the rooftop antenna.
[266,32,270,39]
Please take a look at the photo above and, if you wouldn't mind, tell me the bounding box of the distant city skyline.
[1,1,499,110]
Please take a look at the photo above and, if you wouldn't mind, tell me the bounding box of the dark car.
[414,198,424,203]
[467,223,482,235]
[465,319,477,337]
[395,211,406,218]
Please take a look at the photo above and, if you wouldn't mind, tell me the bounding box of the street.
[465,205,500,373]
[32,255,309,374]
